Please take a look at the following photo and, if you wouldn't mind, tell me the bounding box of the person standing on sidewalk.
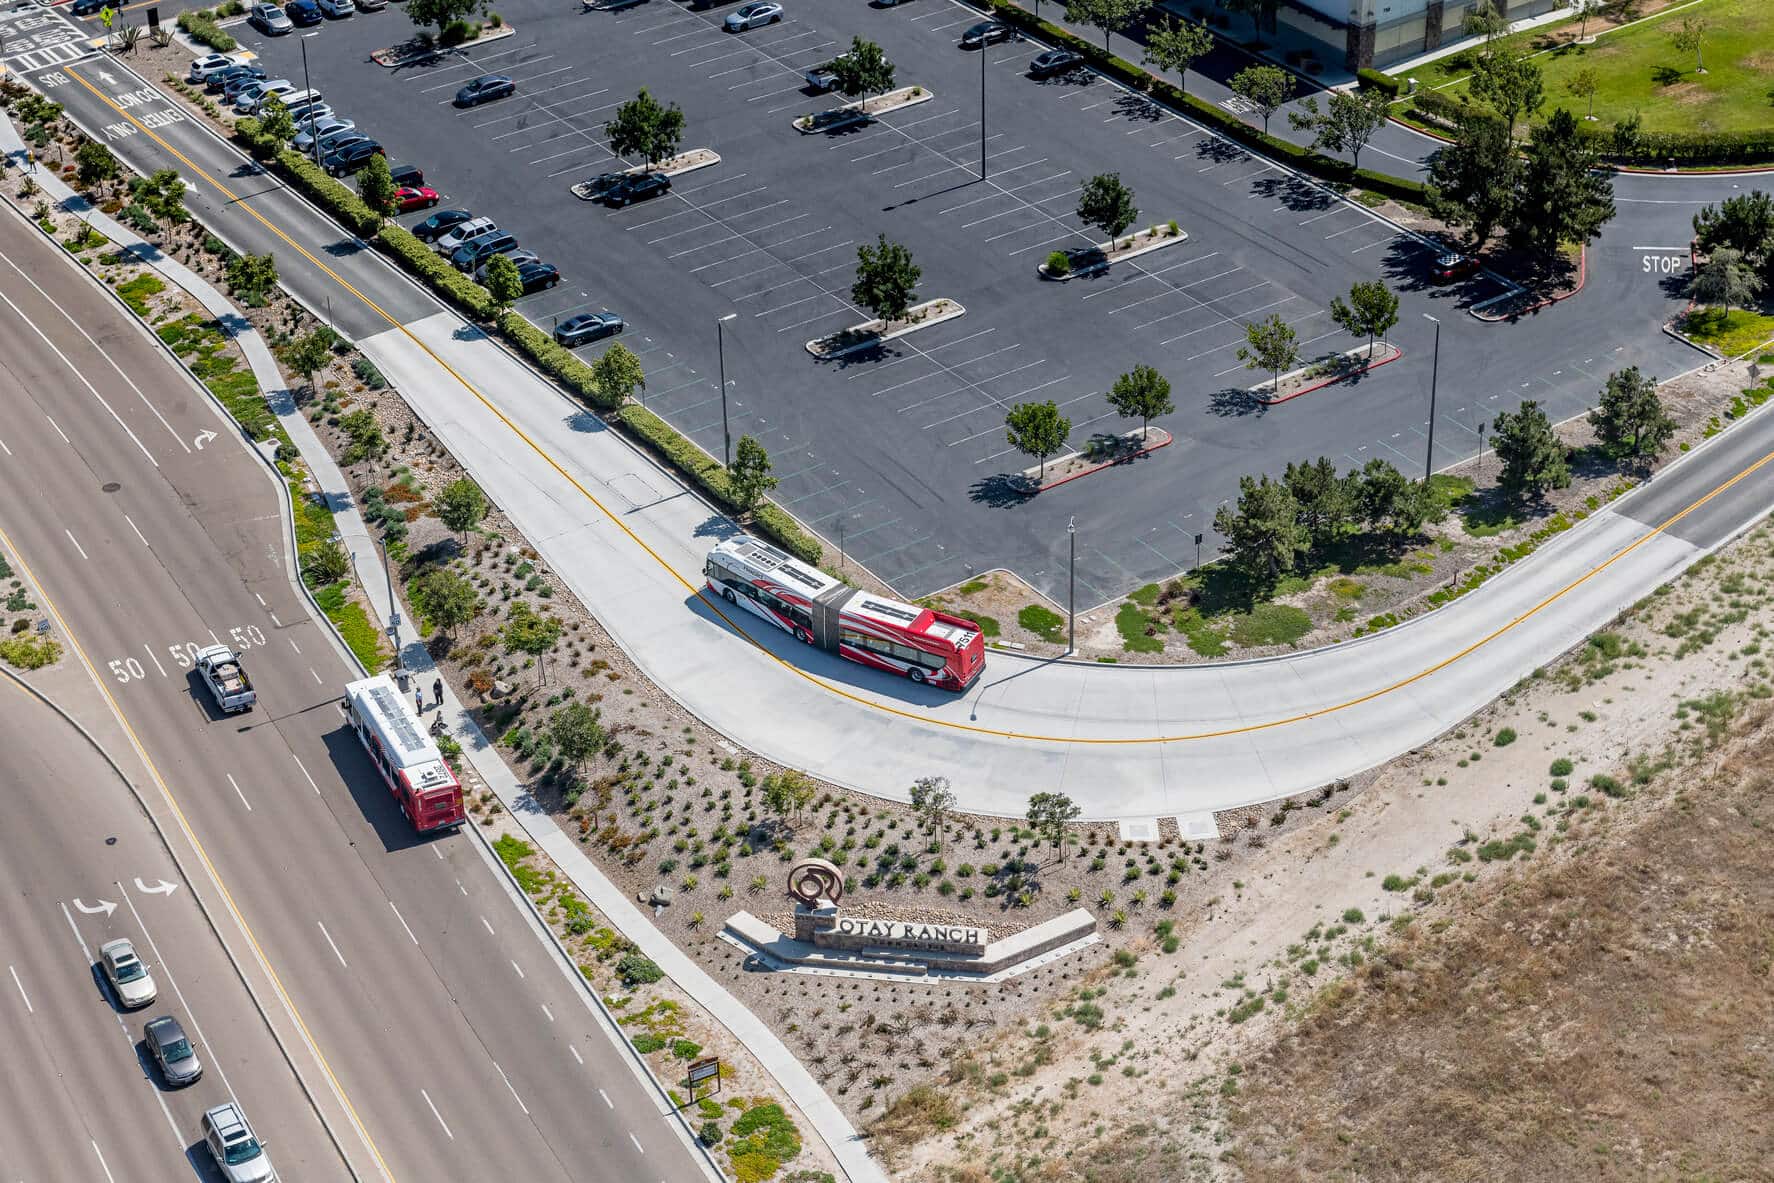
[433,677,444,710]
[415,685,425,715]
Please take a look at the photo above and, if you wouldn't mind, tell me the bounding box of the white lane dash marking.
[123,514,148,547]
[269,612,281,626]
[480,915,496,936]
[226,773,252,812]
[45,416,69,444]
[143,644,167,678]
[254,593,266,606]
[317,921,348,968]
[0,436,10,455]
[90,1140,118,1183]
[541,1002,554,1023]
[288,637,301,655]
[8,964,32,1013]
[421,1088,454,1139]
[457,879,468,896]
[493,1060,531,1115]
[293,754,320,794]
[569,1044,583,1065]
[629,1132,645,1154]
[510,959,525,979]
[64,529,88,561]
[310,667,323,685]
[389,901,419,946]
[599,1088,613,1108]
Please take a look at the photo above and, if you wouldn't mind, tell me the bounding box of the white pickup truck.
[194,645,257,713]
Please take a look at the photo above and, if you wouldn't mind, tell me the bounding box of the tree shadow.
[564,406,607,433]
[1651,65,1683,86]
[1111,91,1164,123]
[968,473,1033,507]
[1206,385,1265,418]
[1191,136,1246,166]
[1251,172,1329,213]
[692,512,744,543]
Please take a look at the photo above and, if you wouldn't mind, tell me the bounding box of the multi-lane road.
[0,197,702,1179]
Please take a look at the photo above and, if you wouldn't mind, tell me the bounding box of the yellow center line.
[0,520,391,1183]
[61,65,1774,747]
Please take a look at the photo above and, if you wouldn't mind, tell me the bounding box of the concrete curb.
[1470,245,1586,322]
[1037,227,1189,278]
[805,297,965,357]
[793,85,931,133]
[1252,343,1403,405]
[370,23,515,66]
[1028,427,1173,493]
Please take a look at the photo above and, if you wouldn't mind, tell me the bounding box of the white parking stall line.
[652,25,714,45]
[1351,235,1397,254]
[1299,206,1347,225]
[696,184,772,208]
[959,205,1024,230]
[869,156,925,177]
[1004,231,1073,257]
[624,207,698,232]
[892,164,965,189]
[1001,169,1072,193]
[775,305,850,334]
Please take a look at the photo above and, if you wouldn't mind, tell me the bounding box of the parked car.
[412,208,473,242]
[475,249,539,282]
[960,20,1014,47]
[387,162,424,188]
[322,138,383,176]
[98,938,157,1009]
[210,64,268,94]
[1431,251,1479,283]
[285,100,333,127]
[452,232,520,271]
[455,75,515,107]
[234,81,295,113]
[515,260,561,293]
[285,0,323,26]
[355,0,387,10]
[188,53,242,84]
[555,311,624,346]
[724,1,782,30]
[144,1015,203,1087]
[292,116,354,153]
[71,0,110,14]
[249,2,294,32]
[603,171,670,207]
[392,185,440,213]
[1027,48,1081,79]
[314,127,368,156]
[434,217,498,255]
[200,1103,276,1183]
[223,71,274,101]
[804,57,842,92]
[317,0,353,16]
[579,171,627,202]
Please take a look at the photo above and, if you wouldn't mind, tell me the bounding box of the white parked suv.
[433,217,498,256]
[201,1103,276,1183]
[235,80,295,113]
[188,53,244,84]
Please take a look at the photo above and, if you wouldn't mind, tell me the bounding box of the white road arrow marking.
[73,898,117,917]
[133,878,178,896]
[192,429,218,449]
[98,71,116,85]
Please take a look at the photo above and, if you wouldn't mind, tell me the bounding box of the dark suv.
[323,138,383,176]
[604,172,670,207]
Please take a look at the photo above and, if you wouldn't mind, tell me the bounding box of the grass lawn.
[1680,308,1774,357]
[1436,0,1774,137]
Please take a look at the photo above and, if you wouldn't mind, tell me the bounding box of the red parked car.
[1431,251,1479,283]
[394,186,440,213]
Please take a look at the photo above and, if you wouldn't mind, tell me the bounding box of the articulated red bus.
[703,536,984,691]
[343,674,466,833]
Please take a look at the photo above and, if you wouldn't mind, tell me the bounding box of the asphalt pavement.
[0,203,702,1181]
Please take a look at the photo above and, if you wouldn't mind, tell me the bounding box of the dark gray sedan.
[554,312,625,347]
[455,74,516,107]
[145,1015,203,1086]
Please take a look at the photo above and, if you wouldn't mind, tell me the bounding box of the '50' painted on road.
[108,626,269,683]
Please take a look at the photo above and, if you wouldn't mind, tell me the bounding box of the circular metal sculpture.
[788,857,844,907]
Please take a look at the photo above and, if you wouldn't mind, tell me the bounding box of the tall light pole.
[716,312,737,467]
[979,41,987,181]
[1066,516,1076,655]
[301,32,322,168]
[1422,313,1440,482]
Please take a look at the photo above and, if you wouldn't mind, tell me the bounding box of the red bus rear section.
[344,674,466,833]
[703,536,984,690]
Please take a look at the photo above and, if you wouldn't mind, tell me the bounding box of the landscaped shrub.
[1356,67,1401,96]
[616,952,664,987]
[1044,249,1070,276]
[375,224,494,318]
[176,10,237,52]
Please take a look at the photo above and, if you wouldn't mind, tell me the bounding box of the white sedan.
[724,1,782,31]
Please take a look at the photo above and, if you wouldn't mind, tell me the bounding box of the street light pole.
[378,538,404,681]
[301,33,321,168]
[1067,516,1076,655]
[979,43,987,181]
[1422,313,1440,483]
[716,312,737,467]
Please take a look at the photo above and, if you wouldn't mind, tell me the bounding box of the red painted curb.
[1032,430,1173,493]
[1253,346,1402,405]
[1472,245,1585,322]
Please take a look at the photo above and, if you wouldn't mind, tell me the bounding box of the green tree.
[1492,400,1569,501]
[1106,364,1174,439]
[1004,400,1072,480]
[762,768,816,828]
[411,566,481,636]
[590,340,646,407]
[75,140,119,194]
[1026,791,1081,862]
[1587,367,1674,461]
[1284,457,1348,549]
[1238,313,1300,393]
[1689,247,1762,311]
[549,701,607,777]
[1670,14,1709,73]
[131,169,189,233]
[226,251,278,306]
[1076,172,1138,250]
[408,0,484,34]
[1470,51,1544,135]
[1355,457,1409,532]
[279,330,333,396]
[605,89,686,167]
[1213,473,1305,589]
[909,775,956,851]
[1286,88,1390,172]
[1610,109,1643,159]
[1566,66,1600,121]
[1328,279,1398,359]
[1142,18,1213,94]
[1390,479,1448,534]
[503,602,563,685]
[1508,107,1616,258]
[1229,65,1293,135]
[434,477,487,545]
[830,36,895,108]
[727,434,777,517]
[257,94,294,145]
[1463,0,1506,40]
[305,540,350,586]
[1574,0,1601,41]
[1692,191,1774,262]
[1063,0,1147,50]
[356,153,396,221]
[851,234,920,324]
[1426,110,1518,248]
[482,252,523,315]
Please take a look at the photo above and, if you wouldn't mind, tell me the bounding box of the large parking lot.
[229,0,1699,603]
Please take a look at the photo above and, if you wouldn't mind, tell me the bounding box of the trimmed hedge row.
[177,11,237,52]
[973,0,1428,204]
[229,114,825,564]
[618,406,821,565]
[1581,124,1774,167]
[1356,67,1402,97]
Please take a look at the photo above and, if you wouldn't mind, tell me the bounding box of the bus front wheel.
[908,667,927,685]
[722,587,736,604]
[796,627,813,645]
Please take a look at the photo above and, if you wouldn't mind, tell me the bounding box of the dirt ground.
[879,507,1774,1181]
